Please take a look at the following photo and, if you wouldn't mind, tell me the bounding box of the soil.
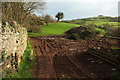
[29,36,120,79]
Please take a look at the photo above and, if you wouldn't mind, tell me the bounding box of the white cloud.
[45,0,119,3]
[36,0,120,20]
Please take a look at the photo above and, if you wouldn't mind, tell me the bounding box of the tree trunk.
[57,18,60,22]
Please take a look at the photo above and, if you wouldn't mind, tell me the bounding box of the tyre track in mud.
[30,36,92,78]
[30,37,57,78]
[29,36,118,79]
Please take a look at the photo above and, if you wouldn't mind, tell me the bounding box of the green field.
[28,22,80,36]
[28,16,120,36]
[86,21,119,27]
[86,21,107,26]
[72,19,85,23]
[66,16,119,28]
[63,19,85,23]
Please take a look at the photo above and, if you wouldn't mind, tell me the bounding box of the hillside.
[28,22,80,36]
[63,16,119,27]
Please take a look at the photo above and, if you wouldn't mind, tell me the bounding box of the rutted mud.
[29,36,119,79]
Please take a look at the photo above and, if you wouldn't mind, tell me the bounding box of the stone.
[112,68,116,71]
[2,21,28,70]
[99,61,103,64]
[97,47,100,49]
[90,73,94,75]
[91,60,95,63]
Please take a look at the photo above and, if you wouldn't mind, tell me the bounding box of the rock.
[99,61,103,64]
[62,75,64,77]
[112,68,116,71]
[91,60,95,63]
[69,49,75,51]
[90,73,94,75]
[97,47,100,49]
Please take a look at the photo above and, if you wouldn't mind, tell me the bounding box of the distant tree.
[55,12,64,22]
[44,14,52,25]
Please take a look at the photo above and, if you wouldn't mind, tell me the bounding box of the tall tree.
[2,1,46,24]
[55,12,64,22]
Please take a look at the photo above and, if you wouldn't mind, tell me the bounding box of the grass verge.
[2,41,35,79]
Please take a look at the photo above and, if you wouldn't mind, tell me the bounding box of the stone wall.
[1,21,28,70]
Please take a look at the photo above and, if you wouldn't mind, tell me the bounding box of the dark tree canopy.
[55,12,64,22]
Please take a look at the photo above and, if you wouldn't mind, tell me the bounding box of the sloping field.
[28,22,80,36]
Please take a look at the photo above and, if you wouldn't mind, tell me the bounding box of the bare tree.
[2,1,46,24]
[44,14,52,26]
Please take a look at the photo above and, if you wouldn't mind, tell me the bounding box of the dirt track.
[29,36,119,79]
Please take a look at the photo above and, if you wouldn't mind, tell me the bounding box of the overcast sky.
[35,0,120,20]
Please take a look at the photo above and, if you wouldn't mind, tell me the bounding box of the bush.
[65,24,101,40]
[105,28,120,37]
[31,26,41,33]
[26,25,41,33]
[95,30,101,34]
[79,30,90,40]
[103,23,113,31]
[69,33,79,40]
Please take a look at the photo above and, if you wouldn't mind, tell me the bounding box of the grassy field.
[86,21,107,26]
[65,16,119,28]
[86,21,119,27]
[28,22,80,36]
[28,16,119,36]
[71,19,85,23]
[63,19,85,23]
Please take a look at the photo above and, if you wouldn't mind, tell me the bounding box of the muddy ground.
[29,36,120,79]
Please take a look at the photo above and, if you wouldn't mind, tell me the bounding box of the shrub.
[70,33,79,40]
[65,24,101,40]
[95,30,101,34]
[44,14,52,25]
[25,24,41,33]
[31,26,41,33]
[105,28,120,37]
[103,23,113,31]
